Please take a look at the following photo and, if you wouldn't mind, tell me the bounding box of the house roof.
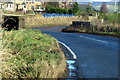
[4,2,13,4]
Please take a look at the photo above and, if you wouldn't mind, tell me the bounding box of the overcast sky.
[0,0,119,2]
[39,0,119,2]
[77,0,119,2]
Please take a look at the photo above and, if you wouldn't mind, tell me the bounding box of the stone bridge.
[1,14,25,31]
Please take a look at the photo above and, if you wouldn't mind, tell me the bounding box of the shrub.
[98,13,119,23]
[45,3,79,14]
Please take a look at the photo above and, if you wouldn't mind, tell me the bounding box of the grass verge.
[1,29,66,79]
[62,24,120,38]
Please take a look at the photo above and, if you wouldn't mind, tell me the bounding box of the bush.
[45,5,69,14]
[98,13,119,23]
[105,13,119,23]
[45,3,79,14]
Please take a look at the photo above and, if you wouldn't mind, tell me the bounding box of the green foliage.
[71,2,79,14]
[45,2,79,14]
[45,5,69,14]
[78,5,96,16]
[98,13,106,19]
[2,29,64,78]
[105,13,119,23]
[98,13,119,23]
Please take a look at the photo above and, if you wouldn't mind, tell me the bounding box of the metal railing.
[40,13,75,17]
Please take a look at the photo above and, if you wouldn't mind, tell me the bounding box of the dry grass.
[62,21,120,37]
[25,14,83,28]
[24,14,98,28]
[1,29,67,79]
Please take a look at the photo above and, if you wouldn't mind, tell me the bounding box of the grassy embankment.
[1,29,66,79]
[62,13,120,37]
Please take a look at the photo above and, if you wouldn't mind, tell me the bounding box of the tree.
[72,2,79,14]
[100,3,108,14]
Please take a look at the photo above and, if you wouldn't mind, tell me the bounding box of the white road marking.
[58,41,77,59]
[79,36,109,44]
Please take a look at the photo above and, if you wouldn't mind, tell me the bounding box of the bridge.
[1,14,25,31]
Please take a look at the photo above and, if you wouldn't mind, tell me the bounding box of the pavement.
[33,26,119,79]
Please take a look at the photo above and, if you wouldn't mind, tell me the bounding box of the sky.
[77,0,119,2]
[0,0,119,2]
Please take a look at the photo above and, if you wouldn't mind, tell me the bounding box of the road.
[33,26,119,79]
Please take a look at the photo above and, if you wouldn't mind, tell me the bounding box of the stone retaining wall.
[25,15,98,28]
[25,15,81,28]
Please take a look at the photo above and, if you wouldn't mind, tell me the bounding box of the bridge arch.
[2,16,19,31]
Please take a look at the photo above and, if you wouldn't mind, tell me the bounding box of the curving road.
[33,26,119,79]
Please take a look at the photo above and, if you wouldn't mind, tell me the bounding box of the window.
[24,5,26,8]
[10,4,11,7]
[31,6,34,10]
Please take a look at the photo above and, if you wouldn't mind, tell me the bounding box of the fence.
[40,13,75,17]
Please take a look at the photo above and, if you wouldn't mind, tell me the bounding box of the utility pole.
[114,0,117,12]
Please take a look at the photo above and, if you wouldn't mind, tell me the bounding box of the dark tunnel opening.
[2,16,19,31]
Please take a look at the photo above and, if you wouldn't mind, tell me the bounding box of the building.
[59,0,74,9]
[3,2,16,12]
[2,0,75,12]
[42,0,74,9]
[2,0,42,12]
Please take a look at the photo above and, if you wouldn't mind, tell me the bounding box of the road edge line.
[58,41,77,59]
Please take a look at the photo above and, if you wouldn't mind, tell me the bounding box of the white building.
[3,2,16,12]
[2,0,42,12]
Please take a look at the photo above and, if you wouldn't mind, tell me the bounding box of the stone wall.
[25,14,82,28]
[70,21,91,31]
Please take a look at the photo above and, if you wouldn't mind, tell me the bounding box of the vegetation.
[62,25,120,37]
[98,3,119,23]
[62,20,120,37]
[45,2,79,14]
[78,5,96,16]
[105,13,119,23]
[69,2,79,14]
[45,5,69,14]
[100,3,108,14]
[1,29,66,78]
[98,13,120,23]
[61,2,119,37]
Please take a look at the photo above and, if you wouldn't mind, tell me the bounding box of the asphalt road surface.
[33,26,119,79]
